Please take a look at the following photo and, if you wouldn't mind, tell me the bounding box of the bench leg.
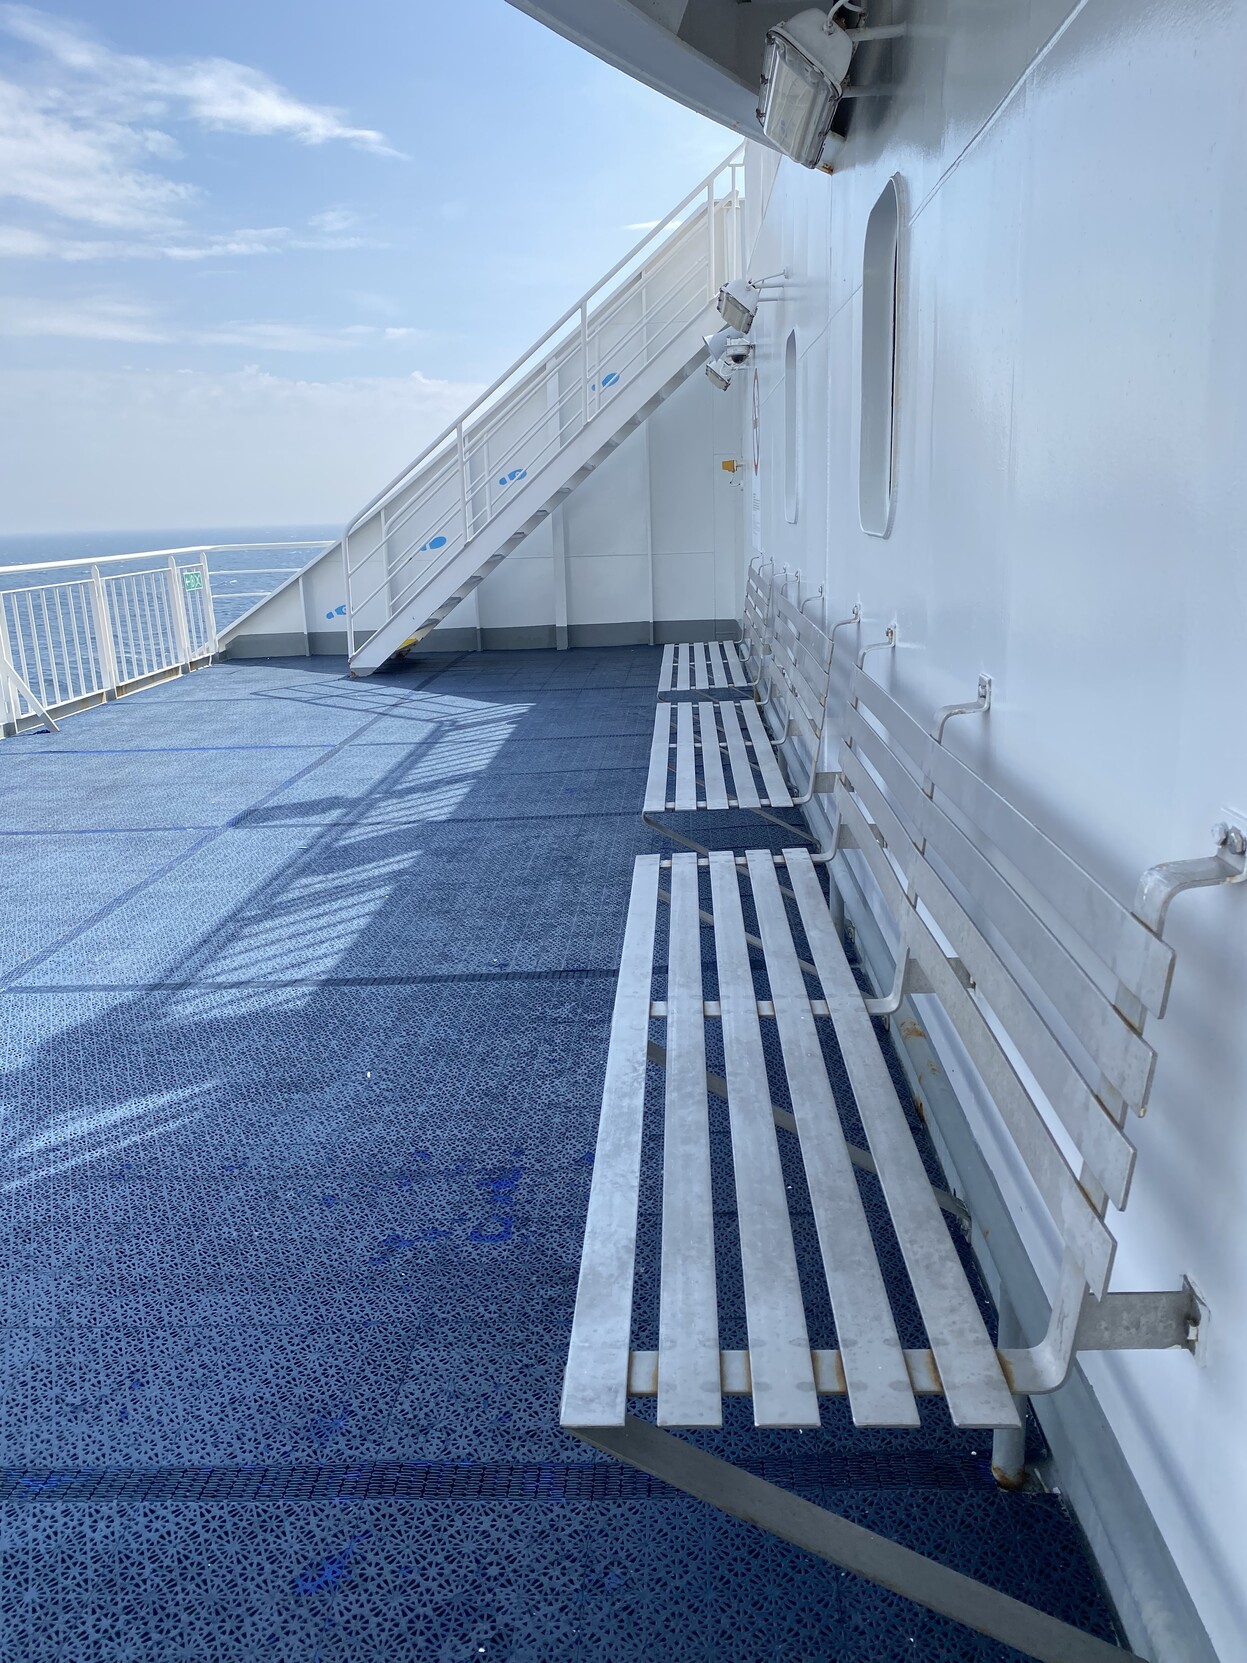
[643,811,712,857]
[746,803,820,843]
[568,1417,1139,1663]
[991,1296,1030,1490]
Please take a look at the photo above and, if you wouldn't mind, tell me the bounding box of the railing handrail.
[344,144,745,537]
[0,541,330,578]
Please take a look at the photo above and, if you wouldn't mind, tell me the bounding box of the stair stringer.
[347,302,720,675]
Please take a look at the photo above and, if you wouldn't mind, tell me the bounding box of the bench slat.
[740,697,793,807]
[698,703,729,810]
[693,643,709,689]
[835,766,1120,1294]
[673,701,697,811]
[658,643,675,694]
[659,854,722,1425]
[722,701,761,809]
[846,706,1155,1113]
[707,643,724,688]
[644,705,671,814]
[746,851,921,1428]
[676,642,690,691]
[850,670,1174,1017]
[726,641,749,687]
[783,848,1020,1431]
[708,852,820,1427]
[561,856,661,1427]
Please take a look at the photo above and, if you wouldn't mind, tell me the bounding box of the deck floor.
[0,649,1121,1661]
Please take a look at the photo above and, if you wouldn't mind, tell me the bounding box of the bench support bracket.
[569,1417,1141,1663]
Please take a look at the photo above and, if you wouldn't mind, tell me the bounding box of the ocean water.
[0,524,338,629]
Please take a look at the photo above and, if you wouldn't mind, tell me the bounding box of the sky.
[0,0,733,532]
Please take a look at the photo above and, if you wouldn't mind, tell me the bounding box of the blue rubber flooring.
[0,649,1123,1660]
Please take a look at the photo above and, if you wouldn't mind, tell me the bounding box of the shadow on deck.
[0,649,1120,1661]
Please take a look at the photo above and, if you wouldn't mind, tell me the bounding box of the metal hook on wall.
[855,622,897,672]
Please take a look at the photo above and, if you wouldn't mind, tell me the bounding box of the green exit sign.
[182,570,205,592]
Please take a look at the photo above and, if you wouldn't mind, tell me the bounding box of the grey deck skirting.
[225,620,741,660]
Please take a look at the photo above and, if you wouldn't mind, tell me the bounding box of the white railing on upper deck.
[342,147,746,654]
[0,542,327,736]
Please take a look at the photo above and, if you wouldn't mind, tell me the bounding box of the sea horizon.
[0,523,339,627]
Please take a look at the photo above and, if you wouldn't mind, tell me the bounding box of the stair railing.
[343,146,746,654]
[357,241,723,628]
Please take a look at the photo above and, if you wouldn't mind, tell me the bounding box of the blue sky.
[0,0,732,531]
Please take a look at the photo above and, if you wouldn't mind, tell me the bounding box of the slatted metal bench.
[563,643,1246,1663]
[645,584,858,849]
[656,556,773,698]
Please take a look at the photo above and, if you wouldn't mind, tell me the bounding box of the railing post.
[89,564,120,700]
[167,555,193,672]
[196,553,220,659]
[457,423,470,546]
[343,532,355,658]
[0,611,15,736]
[706,179,717,299]
[580,301,590,431]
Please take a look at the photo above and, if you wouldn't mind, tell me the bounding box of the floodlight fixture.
[757,9,855,168]
[705,360,733,392]
[716,273,788,334]
[718,278,762,334]
[758,8,909,170]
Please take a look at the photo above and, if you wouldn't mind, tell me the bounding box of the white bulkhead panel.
[741,3,1247,1656]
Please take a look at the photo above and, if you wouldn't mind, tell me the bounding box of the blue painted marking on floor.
[0,649,1125,1659]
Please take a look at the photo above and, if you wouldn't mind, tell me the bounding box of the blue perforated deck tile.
[0,649,1126,1660]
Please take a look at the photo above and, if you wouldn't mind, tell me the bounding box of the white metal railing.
[342,147,747,653]
[0,542,326,736]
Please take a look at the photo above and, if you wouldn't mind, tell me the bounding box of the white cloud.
[0,77,195,228]
[0,6,393,150]
[0,365,484,529]
[0,292,426,350]
[0,218,375,262]
[195,319,421,353]
[0,293,168,341]
[306,207,357,235]
[0,6,394,239]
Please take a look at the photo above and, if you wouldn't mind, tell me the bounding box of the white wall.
[472,363,745,642]
[743,2,1247,1655]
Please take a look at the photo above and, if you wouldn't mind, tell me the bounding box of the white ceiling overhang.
[504,0,780,143]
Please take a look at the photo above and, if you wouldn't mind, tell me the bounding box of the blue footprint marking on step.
[496,469,527,488]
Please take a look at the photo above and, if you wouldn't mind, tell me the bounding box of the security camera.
[703,326,753,367]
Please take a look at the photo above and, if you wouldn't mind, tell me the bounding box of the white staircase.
[342,150,745,675]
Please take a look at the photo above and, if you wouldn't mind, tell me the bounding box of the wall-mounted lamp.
[716,273,786,334]
[758,7,907,171]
